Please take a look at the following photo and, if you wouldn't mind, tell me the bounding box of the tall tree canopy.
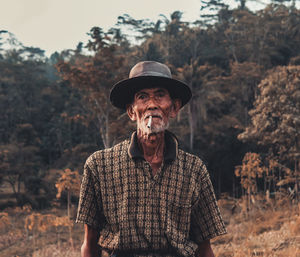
[238,65,300,168]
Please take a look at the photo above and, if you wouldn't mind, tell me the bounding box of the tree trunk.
[67,190,71,218]
[295,159,299,204]
[188,100,197,152]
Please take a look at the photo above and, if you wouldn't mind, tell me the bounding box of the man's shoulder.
[85,139,130,167]
[177,148,207,171]
[177,148,204,162]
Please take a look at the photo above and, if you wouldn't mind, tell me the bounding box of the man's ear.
[126,104,137,121]
[170,99,182,118]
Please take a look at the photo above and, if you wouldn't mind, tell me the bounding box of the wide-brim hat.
[110,61,192,109]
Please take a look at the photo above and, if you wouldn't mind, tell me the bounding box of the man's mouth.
[141,113,169,133]
[145,114,162,120]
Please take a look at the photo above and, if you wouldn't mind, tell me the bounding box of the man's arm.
[81,224,101,257]
[195,240,215,257]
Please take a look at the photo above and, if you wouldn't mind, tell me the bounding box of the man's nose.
[147,95,159,109]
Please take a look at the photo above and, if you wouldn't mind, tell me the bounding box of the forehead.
[135,87,170,95]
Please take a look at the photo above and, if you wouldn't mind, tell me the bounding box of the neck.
[137,129,165,173]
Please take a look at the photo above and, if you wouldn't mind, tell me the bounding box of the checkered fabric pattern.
[76,131,226,257]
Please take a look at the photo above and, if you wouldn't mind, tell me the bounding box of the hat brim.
[110,76,192,109]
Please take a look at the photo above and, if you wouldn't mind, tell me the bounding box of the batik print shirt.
[76,131,226,257]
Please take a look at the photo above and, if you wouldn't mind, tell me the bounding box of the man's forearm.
[81,224,101,257]
[196,240,215,257]
[81,243,101,257]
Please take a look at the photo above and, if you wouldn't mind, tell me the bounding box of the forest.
[0,0,299,256]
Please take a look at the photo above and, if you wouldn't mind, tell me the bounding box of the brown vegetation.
[0,206,80,257]
[0,197,298,256]
[214,195,300,257]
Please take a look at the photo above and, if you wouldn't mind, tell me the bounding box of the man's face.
[127,87,181,134]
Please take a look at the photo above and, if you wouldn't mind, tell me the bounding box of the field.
[213,196,300,257]
[0,195,299,257]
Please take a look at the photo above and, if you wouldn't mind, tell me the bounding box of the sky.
[1,0,268,56]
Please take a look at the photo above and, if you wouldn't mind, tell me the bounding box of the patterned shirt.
[76,131,226,257]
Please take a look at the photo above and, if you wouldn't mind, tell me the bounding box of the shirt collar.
[128,130,178,162]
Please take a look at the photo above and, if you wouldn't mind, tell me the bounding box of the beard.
[139,116,169,134]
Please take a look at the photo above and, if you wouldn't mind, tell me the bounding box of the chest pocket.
[166,200,192,237]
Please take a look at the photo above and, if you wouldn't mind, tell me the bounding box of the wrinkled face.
[127,87,181,134]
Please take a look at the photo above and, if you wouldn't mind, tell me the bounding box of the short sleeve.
[189,162,227,243]
[76,160,103,230]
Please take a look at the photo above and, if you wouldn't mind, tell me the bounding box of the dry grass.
[0,206,82,257]
[32,243,80,257]
[0,196,299,257]
[213,197,300,257]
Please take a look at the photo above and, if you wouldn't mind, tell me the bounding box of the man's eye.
[157,92,165,98]
[137,94,147,100]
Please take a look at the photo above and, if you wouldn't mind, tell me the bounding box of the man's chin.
[149,126,167,133]
[144,123,169,134]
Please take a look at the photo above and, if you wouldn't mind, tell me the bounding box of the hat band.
[130,71,171,78]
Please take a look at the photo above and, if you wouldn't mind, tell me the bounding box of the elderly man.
[76,61,226,257]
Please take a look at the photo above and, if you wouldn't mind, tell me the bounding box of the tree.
[235,152,268,210]
[0,49,48,207]
[116,14,163,42]
[57,27,133,148]
[0,140,40,206]
[238,65,300,200]
[56,168,81,218]
[238,65,300,163]
[222,4,300,68]
[177,62,225,151]
[220,61,263,126]
[200,0,230,24]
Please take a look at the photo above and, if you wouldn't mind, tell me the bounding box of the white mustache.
[139,113,169,134]
[144,113,162,120]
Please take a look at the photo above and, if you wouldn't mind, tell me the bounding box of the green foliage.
[0,37,99,208]
[56,29,133,148]
[238,66,300,200]
[1,3,300,208]
[238,65,300,163]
